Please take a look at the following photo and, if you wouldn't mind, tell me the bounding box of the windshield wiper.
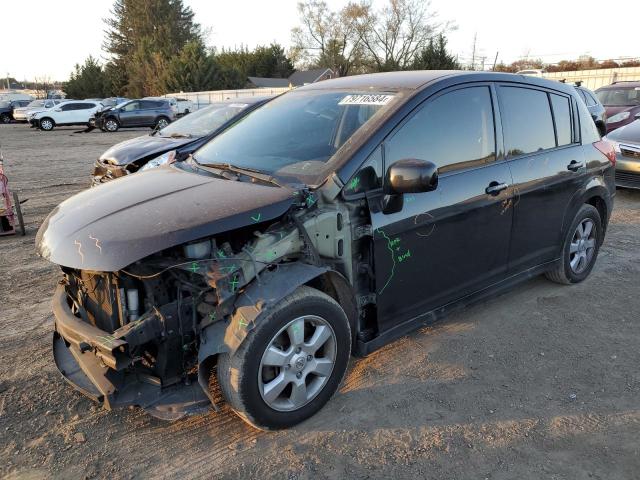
[197,161,284,188]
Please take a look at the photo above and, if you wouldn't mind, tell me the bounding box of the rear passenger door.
[498,85,586,273]
[365,84,514,331]
[138,100,158,125]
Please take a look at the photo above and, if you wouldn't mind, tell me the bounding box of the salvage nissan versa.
[37,71,615,430]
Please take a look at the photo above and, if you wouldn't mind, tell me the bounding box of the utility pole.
[492,51,499,71]
[470,33,477,70]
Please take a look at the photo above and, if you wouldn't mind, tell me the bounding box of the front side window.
[122,102,139,112]
[195,90,400,185]
[385,86,496,173]
[499,86,555,157]
[550,94,573,146]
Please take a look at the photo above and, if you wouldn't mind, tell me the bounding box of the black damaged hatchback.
[37,71,616,430]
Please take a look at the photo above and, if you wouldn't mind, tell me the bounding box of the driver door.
[362,85,514,332]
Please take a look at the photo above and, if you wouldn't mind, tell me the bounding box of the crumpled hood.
[36,165,294,271]
[99,134,195,166]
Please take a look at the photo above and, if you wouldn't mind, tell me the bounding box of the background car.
[92,99,175,132]
[595,81,640,133]
[13,99,65,122]
[604,119,640,189]
[31,100,103,131]
[92,96,272,184]
[574,84,607,137]
[0,99,31,123]
[100,97,129,108]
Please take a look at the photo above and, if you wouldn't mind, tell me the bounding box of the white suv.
[31,100,103,131]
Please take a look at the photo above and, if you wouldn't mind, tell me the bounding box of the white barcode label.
[339,94,394,106]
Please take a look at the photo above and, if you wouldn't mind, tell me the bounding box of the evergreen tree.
[411,34,460,70]
[64,56,108,98]
[103,0,201,96]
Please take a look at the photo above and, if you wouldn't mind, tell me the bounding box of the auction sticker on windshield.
[339,94,395,106]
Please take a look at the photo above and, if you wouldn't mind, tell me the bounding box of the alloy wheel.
[157,118,169,129]
[258,315,337,412]
[40,119,53,130]
[105,120,118,132]
[569,218,596,274]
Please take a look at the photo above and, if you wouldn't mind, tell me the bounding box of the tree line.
[64,0,637,99]
[64,0,459,99]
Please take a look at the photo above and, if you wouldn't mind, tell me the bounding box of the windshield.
[26,100,45,108]
[159,102,251,138]
[194,90,397,185]
[596,87,640,106]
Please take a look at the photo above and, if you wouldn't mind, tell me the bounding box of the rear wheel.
[104,118,119,132]
[546,204,602,284]
[39,118,54,131]
[0,113,11,124]
[155,116,170,130]
[217,286,351,430]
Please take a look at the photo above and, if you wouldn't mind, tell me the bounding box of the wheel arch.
[197,263,357,392]
[562,179,611,249]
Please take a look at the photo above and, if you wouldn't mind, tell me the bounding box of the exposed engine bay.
[52,186,376,419]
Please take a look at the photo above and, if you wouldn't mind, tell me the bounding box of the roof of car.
[295,70,575,93]
[597,80,640,90]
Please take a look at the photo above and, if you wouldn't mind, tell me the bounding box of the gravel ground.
[1,123,639,480]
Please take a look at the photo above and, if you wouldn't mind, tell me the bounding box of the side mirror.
[385,158,438,194]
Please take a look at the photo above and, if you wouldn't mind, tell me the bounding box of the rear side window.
[75,103,94,110]
[386,86,496,173]
[60,103,78,111]
[549,94,572,146]
[499,87,555,157]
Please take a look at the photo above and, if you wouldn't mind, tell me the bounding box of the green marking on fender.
[349,176,360,190]
[251,213,262,222]
[189,262,200,273]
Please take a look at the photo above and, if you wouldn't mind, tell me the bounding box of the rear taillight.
[594,140,616,166]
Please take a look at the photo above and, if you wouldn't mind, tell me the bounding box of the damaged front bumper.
[51,284,211,420]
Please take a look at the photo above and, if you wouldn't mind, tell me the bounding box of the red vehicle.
[595,80,640,133]
[0,149,25,236]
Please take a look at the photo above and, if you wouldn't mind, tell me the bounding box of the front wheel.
[104,118,119,132]
[217,286,351,430]
[39,118,54,131]
[546,204,602,284]
[0,113,11,124]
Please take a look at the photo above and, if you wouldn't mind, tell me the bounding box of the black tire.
[104,117,119,132]
[184,109,190,115]
[39,117,55,131]
[0,113,11,124]
[12,192,25,236]
[217,286,351,430]
[545,204,602,284]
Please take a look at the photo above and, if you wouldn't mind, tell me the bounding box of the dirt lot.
[0,123,639,480]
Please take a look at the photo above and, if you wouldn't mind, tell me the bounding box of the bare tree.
[355,0,449,71]
[291,0,368,76]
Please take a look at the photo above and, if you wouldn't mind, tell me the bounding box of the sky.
[0,0,638,82]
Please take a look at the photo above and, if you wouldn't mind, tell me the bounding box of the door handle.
[567,160,584,171]
[485,181,509,195]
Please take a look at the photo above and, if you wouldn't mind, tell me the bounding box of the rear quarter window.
[549,94,573,146]
[498,86,556,157]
